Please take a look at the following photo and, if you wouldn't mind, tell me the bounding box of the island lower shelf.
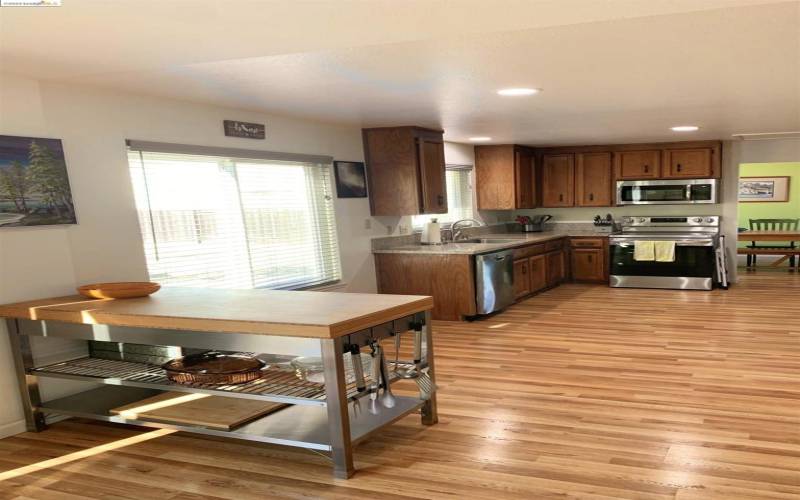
[40,385,425,451]
[30,355,424,407]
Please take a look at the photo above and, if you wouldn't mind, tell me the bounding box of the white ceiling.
[1,0,798,145]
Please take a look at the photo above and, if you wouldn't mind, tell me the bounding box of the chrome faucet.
[451,219,484,242]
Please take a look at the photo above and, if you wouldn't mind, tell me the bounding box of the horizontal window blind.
[413,166,474,228]
[127,145,342,290]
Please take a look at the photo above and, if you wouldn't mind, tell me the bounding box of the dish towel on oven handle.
[633,240,655,261]
[654,241,676,262]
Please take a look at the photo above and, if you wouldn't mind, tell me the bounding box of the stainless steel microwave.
[616,179,718,205]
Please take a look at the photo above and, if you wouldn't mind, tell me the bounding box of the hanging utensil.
[349,344,366,415]
[412,326,437,400]
[367,342,381,415]
[379,344,396,408]
[394,330,417,379]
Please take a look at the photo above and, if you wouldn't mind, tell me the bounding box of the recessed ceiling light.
[468,136,492,142]
[497,88,540,96]
[671,125,700,132]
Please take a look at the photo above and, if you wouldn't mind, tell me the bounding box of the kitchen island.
[0,287,437,478]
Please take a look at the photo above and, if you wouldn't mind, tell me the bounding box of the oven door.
[609,238,716,290]
[617,179,717,205]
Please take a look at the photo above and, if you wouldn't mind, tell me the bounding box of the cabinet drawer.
[513,243,545,260]
[570,238,605,248]
[544,239,564,252]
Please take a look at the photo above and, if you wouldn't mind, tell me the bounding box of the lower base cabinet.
[569,237,609,282]
[513,245,565,302]
[546,250,566,287]
[571,248,605,281]
[513,259,531,299]
[528,254,547,293]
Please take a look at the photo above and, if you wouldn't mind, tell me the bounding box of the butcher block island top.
[0,287,433,338]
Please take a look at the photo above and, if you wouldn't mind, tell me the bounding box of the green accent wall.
[737,162,800,229]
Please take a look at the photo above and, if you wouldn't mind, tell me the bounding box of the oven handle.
[609,239,715,247]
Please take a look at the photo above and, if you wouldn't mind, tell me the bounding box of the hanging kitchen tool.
[349,343,366,415]
[367,342,381,415]
[378,344,396,408]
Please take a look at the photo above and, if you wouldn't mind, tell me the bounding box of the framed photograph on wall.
[738,176,791,203]
[333,161,368,198]
[0,135,77,227]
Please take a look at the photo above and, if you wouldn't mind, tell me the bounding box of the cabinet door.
[528,254,547,293]
[616,150,661,179]
[663,148,713,178]
[571,248,605,282]
[546,250,565,287]
[542,154,575,207]
[515,149,536,209]
[418,138,447,214]
[513,259,531,299]
[475,145,515,210]
[576,152,612,206]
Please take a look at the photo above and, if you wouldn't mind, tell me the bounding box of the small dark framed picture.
[333,161,368,198]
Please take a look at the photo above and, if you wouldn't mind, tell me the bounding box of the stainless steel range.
[609,216,720,290]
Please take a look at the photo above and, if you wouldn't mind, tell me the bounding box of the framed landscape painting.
[738,176,790,203]
[0,135,77,227]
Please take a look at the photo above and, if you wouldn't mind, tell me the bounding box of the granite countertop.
[372,231,611,255]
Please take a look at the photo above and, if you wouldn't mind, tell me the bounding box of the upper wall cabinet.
[575,152,612,207]
[363,126,447,216]
[541,154,575,207]
[475,145,536,210]
[662,146,718,178]
[615,150,661,179]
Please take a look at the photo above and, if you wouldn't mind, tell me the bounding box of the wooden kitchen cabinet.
[662,147,714,178]
[528,254,547,293]
[569,237,608,282]
[615,150,661,179]
[571,249,606,282]
[513,259,531,299]
[475,145,536,210]
[546,250,566,287]
[575,152,612,206]
[541,154,575,207]
[363,126,447,216]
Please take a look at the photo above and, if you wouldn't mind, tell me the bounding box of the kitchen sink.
[452,238,520,244]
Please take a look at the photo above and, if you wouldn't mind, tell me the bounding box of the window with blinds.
[127,143,342,290]
[412,165,474,228]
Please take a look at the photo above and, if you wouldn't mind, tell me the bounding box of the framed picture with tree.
[0,135,77,227]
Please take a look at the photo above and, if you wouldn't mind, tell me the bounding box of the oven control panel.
[620,216,719,228]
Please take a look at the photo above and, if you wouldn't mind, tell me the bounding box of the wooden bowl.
[77,281,161,299]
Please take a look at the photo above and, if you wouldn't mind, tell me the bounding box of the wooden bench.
[737,247,800,270]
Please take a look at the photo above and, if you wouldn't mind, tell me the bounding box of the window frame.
[412,163,475,229]
[126,140,343,291]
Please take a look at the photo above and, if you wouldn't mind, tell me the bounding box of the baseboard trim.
[0,419,27,438]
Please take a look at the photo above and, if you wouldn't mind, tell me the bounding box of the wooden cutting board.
[110,392,285,431]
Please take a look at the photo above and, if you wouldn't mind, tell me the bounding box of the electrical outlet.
[364,218,372,230]
[399,224,409,235]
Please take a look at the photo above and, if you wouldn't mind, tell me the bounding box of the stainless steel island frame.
[1,289,438,479]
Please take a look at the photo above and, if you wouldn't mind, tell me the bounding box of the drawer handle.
[437,194,444,206]
[559,193,563,202]
[589,193,594,201]
[677,163,682,172]
[644,164,649,173]
[587,254,592,263]
[522,266,527,274]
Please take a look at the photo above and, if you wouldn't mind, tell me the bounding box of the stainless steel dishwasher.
[475,249,515,315]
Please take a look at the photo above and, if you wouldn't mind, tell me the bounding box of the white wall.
[0,73,394,436]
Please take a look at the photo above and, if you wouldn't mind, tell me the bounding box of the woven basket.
[162,352,265,385]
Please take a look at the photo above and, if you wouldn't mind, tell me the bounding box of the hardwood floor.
[1,273,798,499]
